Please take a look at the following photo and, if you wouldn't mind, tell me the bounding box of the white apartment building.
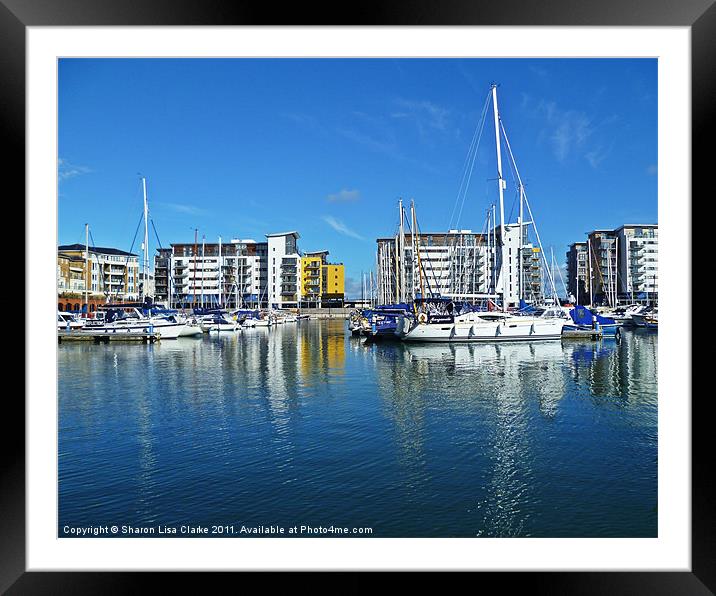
[377,230,488,304]
[266,231,301,309]
[155,232,302,309]
[376,226,543,308]
[615,224,658,301]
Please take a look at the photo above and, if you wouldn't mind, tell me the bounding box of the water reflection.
[59,322,657,537]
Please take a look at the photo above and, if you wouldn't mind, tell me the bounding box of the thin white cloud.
[549,110,593,162]
[327,189,360,203]
[58,158,92,181]
[394,98,450,135]
[523,98,609,166]
[646,164,658,176]
[336,126,397,155]
[585,146,610,169]
[322,215,364,240]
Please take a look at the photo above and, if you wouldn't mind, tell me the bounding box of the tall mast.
[518,181,524,303]
[84,223,89,313]
[370,271,374,307]
[201,235,205,308]
[614,239,619,306]
[491,84,507,312]
[575,253,579,306]
[218,235,223,308]
[412,200,425,300]
[169,245,174,309]
[394,235,399,303]
[141,176,149,300]
[492,204,497,293]
[399,198,405,303]
[193,228,198,308]
[588,237,593,306]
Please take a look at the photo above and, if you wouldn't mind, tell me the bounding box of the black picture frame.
[7,0,707,591]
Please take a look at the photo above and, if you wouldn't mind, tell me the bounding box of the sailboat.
[400,84,567,343]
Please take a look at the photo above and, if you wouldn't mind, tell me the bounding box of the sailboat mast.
[141,176,149,300]
[193,228,198,308]
[399,198,405,304]
[588,237,594,306]
[518,182,524,303]
[492,204,497,295]
[491,84,507,312]
[615,237,619,307]
[84,223,89,313]
[201,235,205,308]
[412,200,425,300]
[169,245,174,309]
[218,235,223,308]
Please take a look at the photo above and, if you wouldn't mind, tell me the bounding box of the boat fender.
[418,312,428,324]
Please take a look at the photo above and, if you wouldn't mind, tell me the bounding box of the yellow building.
[301,250,344,306]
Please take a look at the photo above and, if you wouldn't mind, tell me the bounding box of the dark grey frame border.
[6,0,707,591]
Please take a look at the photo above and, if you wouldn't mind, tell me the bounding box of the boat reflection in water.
[58,321,656,538]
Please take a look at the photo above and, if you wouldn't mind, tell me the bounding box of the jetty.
[561,328,603,340]
[58,331,160,344]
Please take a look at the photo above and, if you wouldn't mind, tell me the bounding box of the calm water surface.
[58,320,657,537]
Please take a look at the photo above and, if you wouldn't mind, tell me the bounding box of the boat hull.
[402,318,566,343]
[178,324,203,337]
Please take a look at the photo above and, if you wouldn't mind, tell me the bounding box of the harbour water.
[58,320,657,537]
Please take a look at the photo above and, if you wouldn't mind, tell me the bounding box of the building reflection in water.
[58,322,657,537]
[367,332,656,537]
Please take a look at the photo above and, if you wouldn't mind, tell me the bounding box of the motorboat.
[57,311,86,330]
[204,314,241,333]
[79,310,185,339]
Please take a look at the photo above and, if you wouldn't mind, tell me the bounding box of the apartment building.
[376,226,542,308]
[585,229,619,305]
[57,244,139,310]
[155,231,328,309]
[301,250,345,307]
[566,223,658,306]
[154,238,268,309]
[615,224,658,301]
[267,232,301,309]
[566,242,588,302]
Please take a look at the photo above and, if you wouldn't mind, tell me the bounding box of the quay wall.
[305,308,352,319]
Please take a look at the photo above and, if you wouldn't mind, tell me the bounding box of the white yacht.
[399,85,567,344]
[80,308,186,339]
[178,316,203,337]
[203,314,241,333]
[57,311,86,330]
[401,306,567,343]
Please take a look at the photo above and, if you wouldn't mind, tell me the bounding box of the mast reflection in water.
[59,321,657,537]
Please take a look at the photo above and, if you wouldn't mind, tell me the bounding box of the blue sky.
[58,58,657,297]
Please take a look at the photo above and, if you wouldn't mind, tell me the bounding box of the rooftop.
[266,231,300,239]
[58,244,137,257]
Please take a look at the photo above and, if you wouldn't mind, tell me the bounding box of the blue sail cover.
[570,305,617,326]
[570,305,594,325]
[518,299,537,313]
[595,313,616,325]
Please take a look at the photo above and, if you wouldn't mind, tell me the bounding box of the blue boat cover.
[570,305,616,326]
[570,305,595,325]
[519,299,537,313]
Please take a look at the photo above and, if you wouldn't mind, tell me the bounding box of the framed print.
[7,0,710,591]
